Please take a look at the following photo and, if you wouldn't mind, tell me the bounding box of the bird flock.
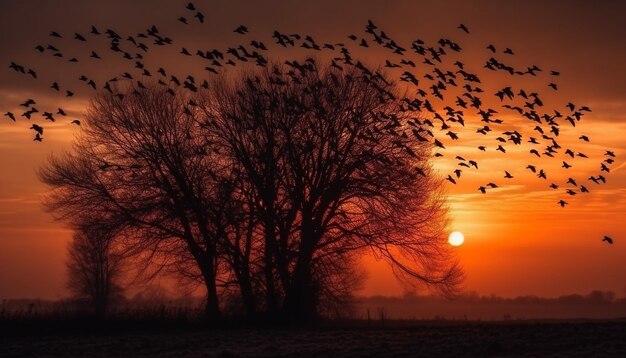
[2,3,617,244]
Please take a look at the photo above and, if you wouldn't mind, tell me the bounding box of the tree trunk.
[201,258,220,321]
[283,257,316,321]
[283,222,318,322]
[238,264,257,318]
[263,215,278,314]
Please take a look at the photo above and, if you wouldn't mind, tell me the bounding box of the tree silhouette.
[40,86,230,319]
[200,62,462,319]
[66,226,124,317]
[40,60,462,321]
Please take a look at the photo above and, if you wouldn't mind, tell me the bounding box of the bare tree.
[199,60,463,320]
[40,85,234,319]
[66,226,124,317]
[41,59,462,322]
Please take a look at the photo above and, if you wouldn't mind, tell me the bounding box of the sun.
[448,231,464,246]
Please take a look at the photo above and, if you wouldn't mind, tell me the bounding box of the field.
[2,320,626,357]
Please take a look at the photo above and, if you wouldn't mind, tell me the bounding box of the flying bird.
[234,25,249,34]
[30,124,44,135]
[195,12,205,23]
[458,24,469,33]
[4,112,15,121]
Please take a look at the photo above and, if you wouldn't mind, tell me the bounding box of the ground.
[1,320,626,357]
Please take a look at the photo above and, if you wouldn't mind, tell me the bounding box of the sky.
[1,0,625,300]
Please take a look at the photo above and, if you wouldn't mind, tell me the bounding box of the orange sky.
[1,0,625,300]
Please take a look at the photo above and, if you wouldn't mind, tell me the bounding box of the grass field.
[2,320,626,357]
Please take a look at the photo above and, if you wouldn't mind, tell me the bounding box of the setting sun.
[448,231,465,247]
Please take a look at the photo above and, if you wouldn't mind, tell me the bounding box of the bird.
[195,12,205,23]
[4,112,15,121]
[71,119,81,125]
[20,99,36,107]
[602,236,613,244]
[504,171,513,179]
[558,200,567,207]
[30,124,44,135]
[234,25,249,34]
[458,24,469,33]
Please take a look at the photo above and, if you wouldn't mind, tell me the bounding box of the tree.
[199,60,463,320]
[66,226,124,317]
[41,59,462,322]
[40,85,234,319]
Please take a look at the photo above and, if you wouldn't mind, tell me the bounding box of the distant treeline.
[3,290,625,321]
[356,290,626,320]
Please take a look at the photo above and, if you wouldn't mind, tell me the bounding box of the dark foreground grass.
[1,318,626,357]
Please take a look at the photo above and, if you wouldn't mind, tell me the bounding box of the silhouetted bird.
[602,236,613,244]
[195,12,204,23]
[234,25,249,34]
[30,124,43,135]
